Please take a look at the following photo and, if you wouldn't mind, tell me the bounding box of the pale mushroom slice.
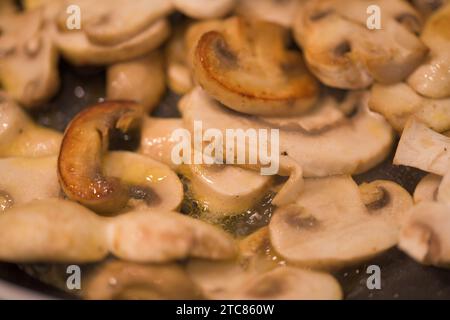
[235,0,302,28]
[181,87,394,177]
[414,174,442,203]
[0,199,108,263]
[173,0,236,19]
[399,201,450,267]
[0,92,62,157]
[0,156,60,212]
[83,260,203,300]
[407,3,450,98]
[58,101,144,214]
[370,83,450,133]
[437,170,450,205]
[269,176,413,268]
[107,51,166,113]
[193,17,319,117]
[394,119,450,176]
[293,0,427,89]
[55,18,170,66]
[107,210,236,263]
[0,8,59,108]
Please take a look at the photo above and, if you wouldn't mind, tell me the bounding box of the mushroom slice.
[58,101,143,214]
[408,3,450,98]
[235,0,301,28]
[414,174,442,203]
[293,0,427,89]
[399,201,450,267]
[437,170,450,205]
[0,8,59,107]
[0,156,60,212]
[83,260,203,300]
[0,92,62,157]
[107,51,166,113]
[193,17,319,117]
[103,151,183,212]
[269,176,412,268]
[181,87,393,177]
[370,83,450,133]
[55,18,170,66]
[394,119,450,175]
[411,0,448,16]
[0,199,108,263]
[173,0,236,19]
[108,210,236,263]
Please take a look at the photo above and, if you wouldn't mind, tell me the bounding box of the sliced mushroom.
[398,201,450,267]
[193,17,319,116]
[394,119,450,175]
[437,170,450,205]
[0,92,62,157]
[370,83,450,133]
[107,210,236,263]
[103,151,183,212]
[0,156,60,212]
[58,101,144,214]
[293,0,427,89]
[414,174,442,203]
[407,3,450,98]
[107,51,166,113]
[83,260,203,300]
[55,18,170,66]
[411,0,448,16]
[0,199,108,263]
[181,87,394,177]
[235,0,302,28]
[173,0,236,19]
[0,7,59,107]
[269,176,413,268]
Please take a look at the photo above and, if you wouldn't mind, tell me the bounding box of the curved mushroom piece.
[181,87,394,177]
[269,176,413,268]
[293,0,427,89]
[235,0,302,28]
[0,7,59,107]
[0,93,62,157]
[108,210,236,263]
[399,201,450,267]
[437,170,450,205]
[173,0,236,19]
[0,199,108,263]
[407,3,450,98]
[0,157,60,212]
[394,119,450,176]
[83,260,203,300]
[414,174,442,203]
[193,17,319,117]
[370,83,450,133]
[58,101,144,214]
[107,51,166,113]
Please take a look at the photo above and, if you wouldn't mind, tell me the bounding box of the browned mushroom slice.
[0,156,60,212]
[370,83,450,133]
[293,0,427,89]
[83,260,203,300]
[193,17,319,117]
[411,0,448,16]
[0,8,59,107]
[394,119,450,176]
[0,92,62,157]
[107,51,166,113]
[269,176,412,268]
[58,101,143,214]
[437,170,450,205]
[181,87,393,177]
[173,0,236,19]
[414,174,442,203]
[108,210,236,262]
[0,199,108,263]
[399,201,450,267]
[408,3,450,98]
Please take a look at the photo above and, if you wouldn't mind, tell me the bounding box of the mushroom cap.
[414,174,442,203]
[293,0,427,89]
[193,17,319,117]
[173,0,236,19]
